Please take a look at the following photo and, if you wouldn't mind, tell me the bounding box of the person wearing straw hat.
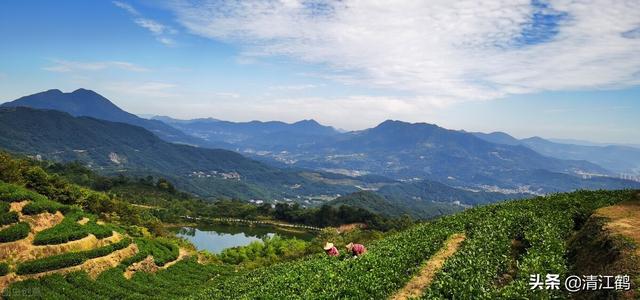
[346,242,367,257]
[323,242,339,257]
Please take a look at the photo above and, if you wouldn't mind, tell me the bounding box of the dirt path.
[568,193,640,299]
[594,196,640,256]
[160,248,188,270]
[0,211,65,261]
[123,247,189,279]
[336,223,366,233]
[389,233,466,300]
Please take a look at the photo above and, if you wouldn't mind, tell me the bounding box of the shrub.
[33,213,87,245]
[0,182,47,203]
[217,235,309,267]
[16,253,85,275]
[16,238,131,275]
[21,199,70,215]
[0,211,19,226]
[0,222,30,243]
[84,221,114,239]
[121,238,179,267]
[0,201,9,213]
[33,212,113,245]
[0,262,8,276]
[83,237,131,260]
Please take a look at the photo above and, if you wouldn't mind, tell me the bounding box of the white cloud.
[143,93,450,130]
[168,0,640,102]
[103,81,177,98]
[134,18,178,36]
[43,60,149,73]
[215,92,241,98]
[269,84,318,91]
[114,2,177,46]
[112,1,139,15]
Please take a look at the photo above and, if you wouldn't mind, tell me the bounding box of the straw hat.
[346,242,354,250]
[323,242,334,250]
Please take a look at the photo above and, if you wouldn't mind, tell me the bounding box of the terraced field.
[2,178,637,299]
[0,181,217,299]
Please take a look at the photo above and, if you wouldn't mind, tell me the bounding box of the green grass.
[0,222,30,243]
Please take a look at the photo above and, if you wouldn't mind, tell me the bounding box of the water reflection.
[176,223,315,254]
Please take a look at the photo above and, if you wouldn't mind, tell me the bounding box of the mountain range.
[0,106,367,201]
[152,115,626,194]
[472,131,640,175]
[152,115,340,151]
[0,105,520,218]
[1,88,639,218]
[1,89,205,146]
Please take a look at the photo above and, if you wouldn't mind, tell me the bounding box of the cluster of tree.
[217,235,309,268]
[45,161,178,194]
[4,152,413,232]
[271,203,414,231]
[0,152,165,234]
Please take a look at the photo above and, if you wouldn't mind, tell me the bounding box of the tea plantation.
[189,190,636,299]
[1,176,637,299]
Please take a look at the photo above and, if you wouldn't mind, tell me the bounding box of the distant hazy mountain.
[548,138,640,149]
[0,107,365,200]
[473,132,640,175]
[469,131,521,146]
[1,89,205,146]
[288,120,612,192]
[4,89,636,204]
[158,116,630,193]
[153,115,340,150]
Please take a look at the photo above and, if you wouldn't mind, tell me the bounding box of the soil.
[389,233,466,300]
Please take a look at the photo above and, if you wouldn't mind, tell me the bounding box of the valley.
[2,89,639,221]
[1,157,637,298]
[0,89,638,299]
[2,1,639,298]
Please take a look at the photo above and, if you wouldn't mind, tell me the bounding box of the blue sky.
[0,0,639,144]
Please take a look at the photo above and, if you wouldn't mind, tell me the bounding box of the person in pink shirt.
[346,242,367,257]
[323,242,339,257]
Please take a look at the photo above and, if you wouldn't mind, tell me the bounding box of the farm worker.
[346,242,367,257]
[323,242,339,257]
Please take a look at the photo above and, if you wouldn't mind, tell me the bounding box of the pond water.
[175,223,316,254]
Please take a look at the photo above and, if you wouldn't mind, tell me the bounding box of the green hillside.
[0,107,362,200]
[188,189,639,299]
[330,191,411,217]
[1,148,638,299]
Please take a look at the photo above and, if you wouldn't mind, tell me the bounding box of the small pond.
[175,223,316,254]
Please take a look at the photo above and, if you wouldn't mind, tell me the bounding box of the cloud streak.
[114,1,177,45]
[168,0,640,103]
[43,59,149,73]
